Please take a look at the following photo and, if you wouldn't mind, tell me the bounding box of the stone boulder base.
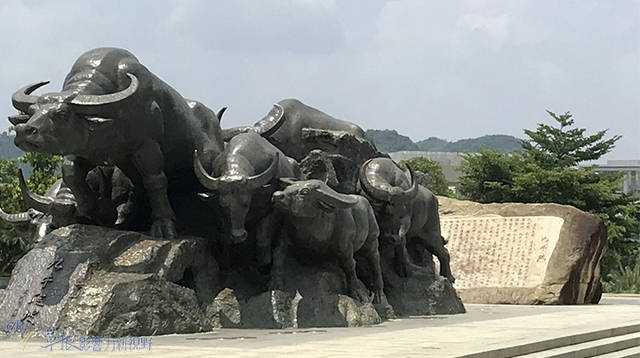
[207,288,381,329]
[297,294,381,328]
[438,197,606,305]
[1,221,466,335]
[0,225,218,336]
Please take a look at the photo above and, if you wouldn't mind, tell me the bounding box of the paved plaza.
[2,294,639,357]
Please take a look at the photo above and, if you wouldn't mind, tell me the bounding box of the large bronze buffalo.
[0,167,134,242]
[222,99,372,161]
[193,132,300,265]
[359,158,454,282]
[271,179,388,305]
[10,48,224,238]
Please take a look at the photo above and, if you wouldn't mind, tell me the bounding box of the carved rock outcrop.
[438,197,606,304]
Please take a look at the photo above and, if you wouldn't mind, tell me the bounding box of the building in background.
[593,160,640,197]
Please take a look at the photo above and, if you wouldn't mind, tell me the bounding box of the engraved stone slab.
[442,216,564,290]
[438,197,606,305]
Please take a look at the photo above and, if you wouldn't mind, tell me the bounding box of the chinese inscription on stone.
[441,216,564,289]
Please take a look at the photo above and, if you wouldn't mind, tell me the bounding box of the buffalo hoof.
[373,291,389,306]
[373,293,395,320]
[151,218,177,239]
[349,287,373,304]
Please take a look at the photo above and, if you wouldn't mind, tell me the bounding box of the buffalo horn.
[220,103,285,142]
[247,153,280,190]
[216,106,228,121]
[0,206,31,224]
[358,159,392,202]
[399,164,419,201]
[315,185,359,209]
[70,73,139,114]
[12,81,49,113]
[193,150,220,191]
[19,169,53,213]
[258,103,285,137]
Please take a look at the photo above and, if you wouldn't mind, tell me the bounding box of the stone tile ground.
[2,295,638,357]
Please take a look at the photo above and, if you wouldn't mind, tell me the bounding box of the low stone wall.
[438,197,606,304]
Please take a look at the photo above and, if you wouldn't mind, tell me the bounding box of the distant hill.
[417,135,523,153]
[366,130,522,153]
[2,129,521,160]
[366,130,419,152]
[0,132,23,159]
[415,137,449,152]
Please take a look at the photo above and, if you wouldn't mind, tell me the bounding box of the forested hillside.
[366,129,522,153]
[3,129,523,158]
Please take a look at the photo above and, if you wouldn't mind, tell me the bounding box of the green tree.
[458,111,640,281]
[0,153,63,275]
[522,111,621,169]
[400,157,451,196]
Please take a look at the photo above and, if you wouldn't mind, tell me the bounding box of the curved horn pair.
[359,160,418,202]
[11,73,139,115]
[194,151,280,191]
[221,103,285,141]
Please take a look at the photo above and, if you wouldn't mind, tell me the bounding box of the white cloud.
[0,0,638,159]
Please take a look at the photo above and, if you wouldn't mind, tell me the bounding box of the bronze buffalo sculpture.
[222,98,373,161]
[10,47,225,239]
[0,176,65,243]
[359,158,455,282]
[193,131,300,265]
[0,167,134,242]
[2,47,463,331]
[271,179,388,306]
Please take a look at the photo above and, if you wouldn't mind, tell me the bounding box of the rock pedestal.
[0,225,218,336]
[438,197,606,304]
[1,222,466,336]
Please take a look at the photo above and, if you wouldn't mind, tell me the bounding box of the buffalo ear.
[85,117,114,131]
[8,114,30,126]
[85,117,113,124]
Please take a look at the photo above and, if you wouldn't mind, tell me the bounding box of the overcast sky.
[1,0,638,160]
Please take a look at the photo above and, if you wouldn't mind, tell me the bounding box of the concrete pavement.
[2,294,639,357]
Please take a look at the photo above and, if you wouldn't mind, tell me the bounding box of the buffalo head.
[359,161,418,243]
[194,150,279,243]
[11,73,138,154]
[18,169,77,229]
[0,171,77,241]
[272,179,358,218]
